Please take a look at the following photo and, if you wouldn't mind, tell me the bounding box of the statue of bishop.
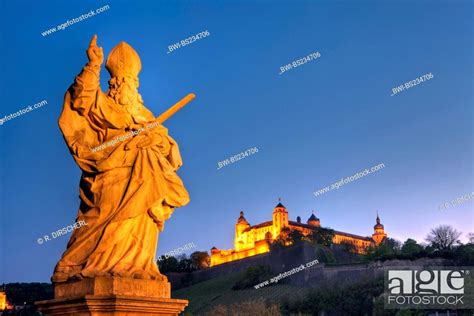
[52,35,190,283]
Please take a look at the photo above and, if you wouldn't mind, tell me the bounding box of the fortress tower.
[306,211,320,227]
[372,212,387,244]
[235,211,250,251]
[272,201,289,238]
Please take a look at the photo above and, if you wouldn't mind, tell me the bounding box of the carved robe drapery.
[52,57,189,282]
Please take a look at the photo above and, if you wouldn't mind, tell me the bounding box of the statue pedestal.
[36,277,188,316]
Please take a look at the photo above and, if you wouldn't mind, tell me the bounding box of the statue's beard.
[108,82,143,107]
[107,80,147,124]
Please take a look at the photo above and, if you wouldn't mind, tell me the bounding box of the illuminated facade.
[0,291,5,310]
[210,202,387,266]
[0,290,9,310]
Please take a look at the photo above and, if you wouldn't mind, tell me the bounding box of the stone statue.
[52,35,191,284]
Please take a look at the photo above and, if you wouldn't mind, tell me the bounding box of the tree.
[176,257,197,272]
[3,283,53,305]
[315,245,336,264]
[272,227,292,247]
[385,238,402,252]
[467,232,474,244]
[339,240,358,254]
[401,238,423,256]
[288,229,305,244]
[364,238,401,260]
[425,225,462,251]
[190,251,210,269]
[453,243,474,265]
[157,256,179,273]
[308,227,335,247]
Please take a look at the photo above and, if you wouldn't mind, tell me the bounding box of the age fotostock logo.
[385,268,473,309]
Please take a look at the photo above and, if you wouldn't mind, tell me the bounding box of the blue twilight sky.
[0,0,472,283]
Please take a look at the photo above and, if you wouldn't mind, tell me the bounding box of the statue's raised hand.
[87,35,104,66]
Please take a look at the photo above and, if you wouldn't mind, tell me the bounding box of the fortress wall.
[301,257,452,288]
[168,244,452,290]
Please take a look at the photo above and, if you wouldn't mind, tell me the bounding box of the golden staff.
[157,93,196,124]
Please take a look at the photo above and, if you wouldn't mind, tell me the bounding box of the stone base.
[36,295,188,316]
[36,277,188,316]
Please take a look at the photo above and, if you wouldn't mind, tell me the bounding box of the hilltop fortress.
[210,201,387,266]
